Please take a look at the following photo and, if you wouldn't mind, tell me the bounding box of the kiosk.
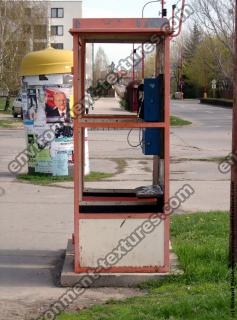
[20,47,90,176]
[61,10,185,286]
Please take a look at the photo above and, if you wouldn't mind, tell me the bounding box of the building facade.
[49,0,82,50]
[49,1,92,88]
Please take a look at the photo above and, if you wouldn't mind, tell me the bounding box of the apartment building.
[49,0,82,50]
[25,0,82,50]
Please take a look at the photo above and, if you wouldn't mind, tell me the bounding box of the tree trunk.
[4,95,10,111]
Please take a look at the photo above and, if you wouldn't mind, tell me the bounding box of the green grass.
[85,171,114,182]
[173,157,226,163]
[57,211,233,320]
[0,119,23,128]
[170,115,192,126]
[16,171,114,185]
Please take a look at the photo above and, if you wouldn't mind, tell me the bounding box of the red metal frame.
[77,122,165,129]
[164,36,171,269]
[171,0,186,38]
[71,18,171,35]
[78,213,166,219]
[73,33,80,272]
[71,18,171,274]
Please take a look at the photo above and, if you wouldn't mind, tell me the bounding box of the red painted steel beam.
[71,18,170,34]
[77,122,166,129]
[73,33,80,273]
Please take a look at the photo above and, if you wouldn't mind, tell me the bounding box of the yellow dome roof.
[20,47,73,76]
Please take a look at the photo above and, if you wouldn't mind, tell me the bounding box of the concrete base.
[60,240,182,287]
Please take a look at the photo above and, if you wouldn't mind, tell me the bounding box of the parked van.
[12,95,23,118]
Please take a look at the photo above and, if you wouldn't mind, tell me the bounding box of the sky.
[82,0,192,64]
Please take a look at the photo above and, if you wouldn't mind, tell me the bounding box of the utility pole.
[229,4,237,318]
[141,0,163,79]
[230,1,237,266]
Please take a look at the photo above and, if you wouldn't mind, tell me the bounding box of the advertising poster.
[22,74,73,176]
[52,151,68,176]
[51,137,73,176]
[45,87,71,124]
[35,149,52,174]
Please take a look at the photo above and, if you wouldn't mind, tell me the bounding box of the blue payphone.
[142,75,164,156]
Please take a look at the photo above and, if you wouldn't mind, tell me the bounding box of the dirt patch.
[0,288,144,320]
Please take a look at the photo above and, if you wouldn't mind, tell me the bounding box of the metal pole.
[141,1,161,79]
[229,3,237,317]
[141,0,160,19]
[230,0,237,266]
[161,0,165,17]
[92,42,95,87]
[171,0,186,38]
[172,5,176,32]
[180,47,183,94]
[133,43,135,81]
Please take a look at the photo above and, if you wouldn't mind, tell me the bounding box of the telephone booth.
[61,17,176,287]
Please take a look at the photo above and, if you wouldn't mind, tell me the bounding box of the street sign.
[211,79,217,90]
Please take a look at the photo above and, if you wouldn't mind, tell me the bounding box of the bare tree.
[192,0,235,81]
[0,0,48,109]
[171,35,187,92]
[93,47,109,84]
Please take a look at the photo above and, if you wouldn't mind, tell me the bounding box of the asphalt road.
[171,99,232,130]
[171,99,232,159]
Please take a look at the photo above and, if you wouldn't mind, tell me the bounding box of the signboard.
[211,79,217,90]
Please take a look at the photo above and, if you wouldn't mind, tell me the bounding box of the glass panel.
[51,26,57,36]
[58,8,64,18]
[57,26,63,36]
[51,8,57,18]
[51,43,64,49]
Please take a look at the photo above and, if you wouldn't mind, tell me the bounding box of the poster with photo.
[22,74,74,176]
[45,87,72,124]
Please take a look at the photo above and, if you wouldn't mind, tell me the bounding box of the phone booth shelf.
[61,18,175,287]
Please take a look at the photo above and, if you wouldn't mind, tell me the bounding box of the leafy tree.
[183,22,202,62]
[184,37,215,90]
[183,33,233,97]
